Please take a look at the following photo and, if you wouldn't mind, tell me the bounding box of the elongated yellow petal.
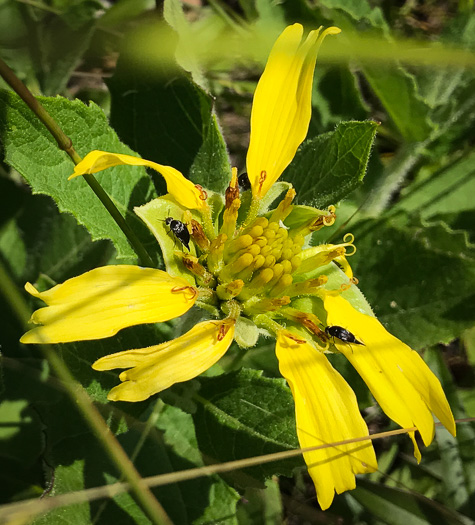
[324,294,456,461]
[21,266,197,344]
[93,319,235,402]
[276,331,377,510]
[69,151,207,210]
[246,24,340,198]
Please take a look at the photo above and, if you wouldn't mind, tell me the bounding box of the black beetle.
[325,325,364,346]
[165,217,190,251]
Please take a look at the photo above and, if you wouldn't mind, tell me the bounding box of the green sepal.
[291,264,375,323]
[283,204,331,230]
[134,196,197,285]
[234,316,259,348]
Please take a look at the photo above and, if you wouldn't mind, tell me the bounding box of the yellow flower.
[21,23,455,510]
[20,265,198,344]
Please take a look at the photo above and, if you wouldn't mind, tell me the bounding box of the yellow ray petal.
[69,150,207,210]
[21,266,197,344]
[246,24,340,198]
[276,331,377,510]
[324,294,456,461]
[93,319,235,402]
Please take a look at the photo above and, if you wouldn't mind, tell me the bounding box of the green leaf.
[425,347,475,515]
[350,217,475,349]
[35,1,102,95]
[193,369,302,484]
[0,89,157,260]
[311,66,370,131]
[416,14,475,110]
[236,479,283,525]
[108,22,230,194]
[163,0,206,86]
[362,63,435,142]
[283,121,378,208]
[320,0,435,142]
[351,478,475,525]
[394,151,475,227]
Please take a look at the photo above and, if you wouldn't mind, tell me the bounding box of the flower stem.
[0,261,171,525]
[0,57,153,267]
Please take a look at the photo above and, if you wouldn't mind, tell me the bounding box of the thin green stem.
[0,262,171,525]
[0,57,153,267]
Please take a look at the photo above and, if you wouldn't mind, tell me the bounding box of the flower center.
[175,183,353,348]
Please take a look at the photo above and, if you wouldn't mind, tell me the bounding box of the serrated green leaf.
[193,369,302,484]
[362,63,435,142]
[32,459,92,525]
[351,478,474,525]
[283,121,378,207]
[0,90,157,260]
[108,23,230,194]
[350,217,475,349]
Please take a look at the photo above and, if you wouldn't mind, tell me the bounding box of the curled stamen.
[195,184,208,201]
[323,205,337,226]
[342,233,356,256]
[171,285,198,301]
[258,170,267,194]
[339,282,352,292]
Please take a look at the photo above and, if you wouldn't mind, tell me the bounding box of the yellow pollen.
[260,245,272,256]
[226,235,253,257]
[249,268,274,289]
[281,260,292,274]
[281,248,293,261]
[269,274,293,297]
[253,236,266,247]
[219,252,254,282]
[253,254,266,270]
[290,255,301,271]
[265,254,276,268]
[247,244,261,257]
[249,225,264,237]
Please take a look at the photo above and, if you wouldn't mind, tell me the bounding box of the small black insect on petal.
[238,172,251,192]
[165,217,190,251]
[325,325,364,346]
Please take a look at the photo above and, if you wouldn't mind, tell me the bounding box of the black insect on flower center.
[325,325,364,346]
[165,217,190,251]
